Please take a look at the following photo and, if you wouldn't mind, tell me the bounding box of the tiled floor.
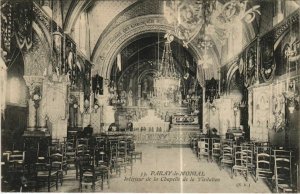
[40,144,272,193]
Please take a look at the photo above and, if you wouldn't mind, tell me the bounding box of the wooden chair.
[77,138,89,148]
[273,149,295,193]
[94,148,110,190]
[242,142,255,176]
[78,154,101,192]
[197,138,210,162]
[255,146,272,182]
[232,145,248,181]
[51,139,60,150]
[79,164,96,192]
[6,150,26,191]
[49,153,64,186]
[8,150,25,172]
[113,138,132,175]
[211,138,221,163]
[220,139,234,175]
[35,158,59,192]
[65,141,76,171]
[108,138,120,175]
[76,149,91,180]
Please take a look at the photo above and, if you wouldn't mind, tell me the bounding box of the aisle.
[108,144,272,193]
[49,144,272,193]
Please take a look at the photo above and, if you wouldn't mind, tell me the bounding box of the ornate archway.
[91,15,220,80]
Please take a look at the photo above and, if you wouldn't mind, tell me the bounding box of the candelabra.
[233,102,239,128]
[31,86,42,130]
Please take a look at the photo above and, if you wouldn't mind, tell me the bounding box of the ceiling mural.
[58,0,265,80]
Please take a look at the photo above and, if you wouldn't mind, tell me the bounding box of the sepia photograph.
[0,0,299,193]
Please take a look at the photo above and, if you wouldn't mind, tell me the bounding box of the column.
[23,76,44,130]
[273,0,284,26]
[52,0,63,27]
[39,81,48,128]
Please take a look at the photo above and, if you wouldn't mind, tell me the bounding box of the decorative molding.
[33,2,51,32]
[273,10,299,41]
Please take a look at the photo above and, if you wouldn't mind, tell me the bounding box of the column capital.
[23,75,44,86]
[23,75,44,93]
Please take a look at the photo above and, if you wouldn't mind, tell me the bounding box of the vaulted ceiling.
[36,0,300,79]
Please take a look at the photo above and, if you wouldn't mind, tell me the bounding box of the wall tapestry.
[74,55,86,89]
[244,40,257,87]
[92,74,103,95]
[260,34,275,82]
[274,10,299,76]
[205,77,218,103]
[271,92,285,132]
[252,85,271,141]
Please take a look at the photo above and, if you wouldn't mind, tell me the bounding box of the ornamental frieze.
[273,10,299,41]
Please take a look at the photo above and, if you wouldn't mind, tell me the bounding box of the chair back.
[211,138,221,157]
[256,146,272,170]
[273,149,293,188]
[10,150,25,163]
[233,146,248,168]
[221,140,234,163]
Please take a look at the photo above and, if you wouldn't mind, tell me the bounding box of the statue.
[127,88,133,106]
[142,79,148,99]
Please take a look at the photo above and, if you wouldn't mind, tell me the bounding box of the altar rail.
[102,131,201,144]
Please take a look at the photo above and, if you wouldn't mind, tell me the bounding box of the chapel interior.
[0,0,300,193]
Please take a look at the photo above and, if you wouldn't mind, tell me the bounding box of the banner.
[13,0,33,50]
[1,2,13,55]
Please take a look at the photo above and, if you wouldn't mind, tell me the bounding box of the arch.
[32,21,51,48]
[63,0,93,33]
[137,69,158,84]
[91,15,220,80]
[226,61,239,91]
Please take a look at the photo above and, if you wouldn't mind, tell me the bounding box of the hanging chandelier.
[154,34,180,99]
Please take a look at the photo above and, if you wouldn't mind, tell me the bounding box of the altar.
[171,113,200,131]
[132,109,170,132]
